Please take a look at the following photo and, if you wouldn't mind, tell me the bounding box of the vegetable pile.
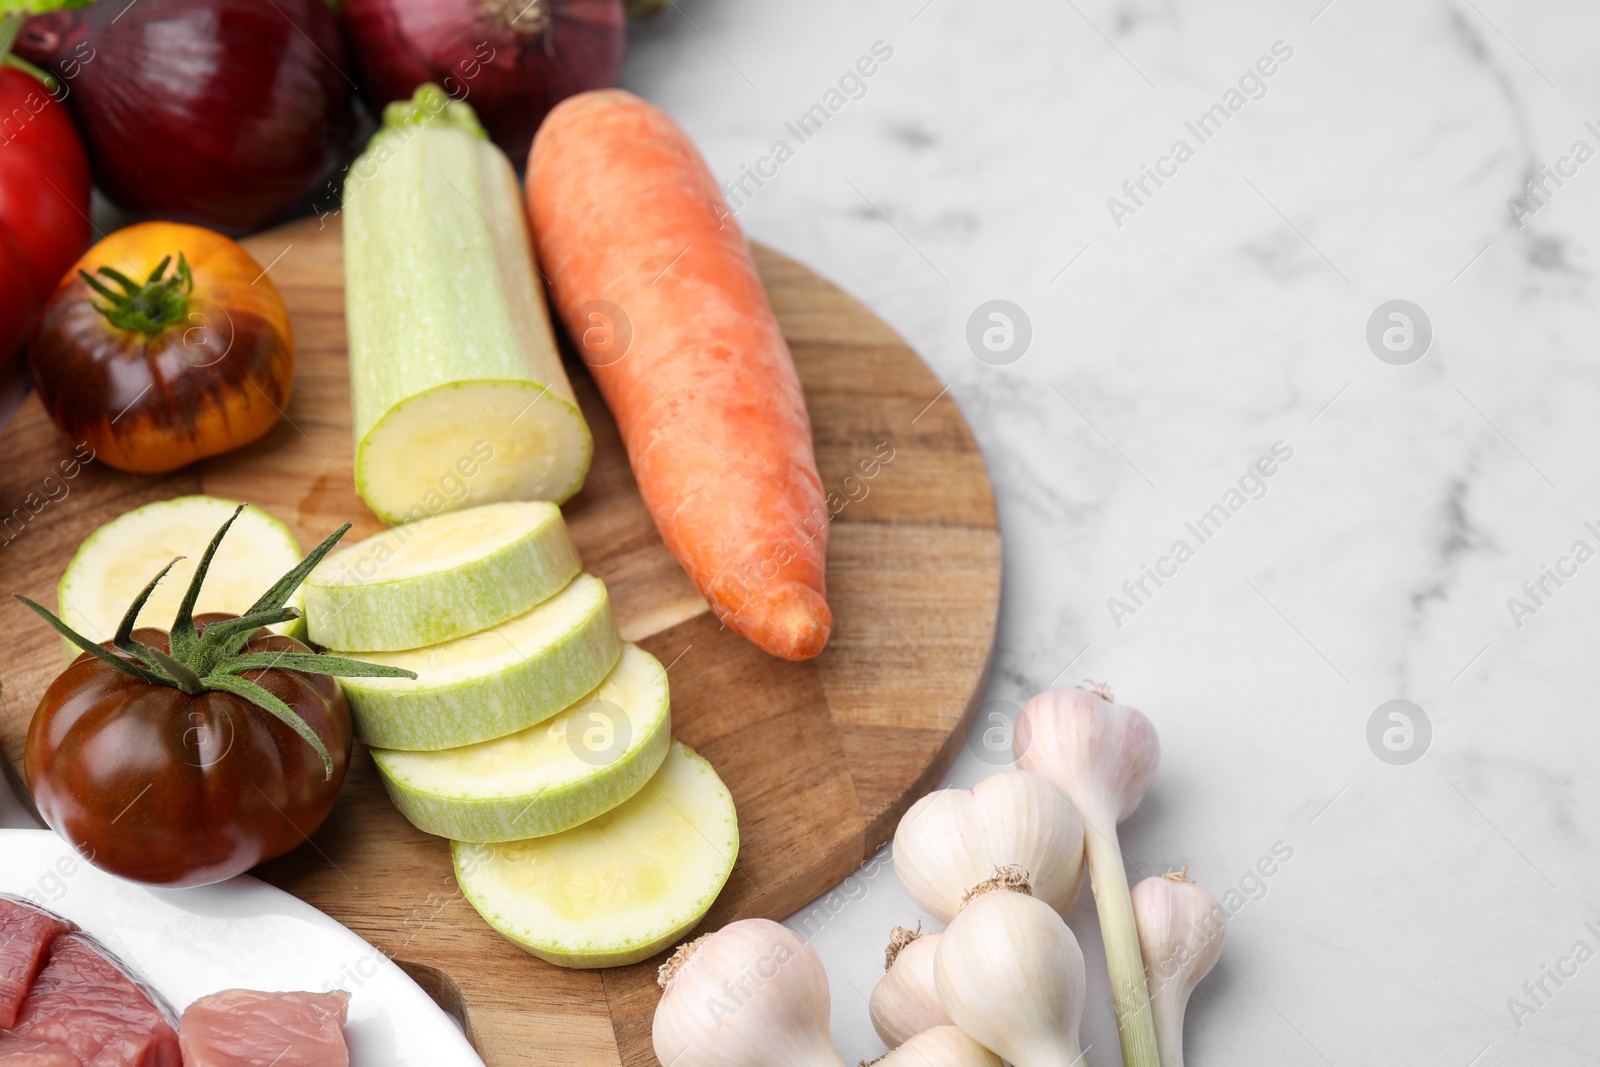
[1,0,635,371]
[0,0,883,1043]
[22,486,739,959]
[651,685,1228,1067]
[302,499,738,968]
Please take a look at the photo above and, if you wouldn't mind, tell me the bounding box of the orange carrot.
[527,90,832,661]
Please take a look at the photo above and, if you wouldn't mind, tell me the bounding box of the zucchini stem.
[378,83,488,141]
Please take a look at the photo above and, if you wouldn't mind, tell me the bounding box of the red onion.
[342,0,626,165]
[18,0,356,234]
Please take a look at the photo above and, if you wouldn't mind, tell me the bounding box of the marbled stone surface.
[620,2,1600,1063]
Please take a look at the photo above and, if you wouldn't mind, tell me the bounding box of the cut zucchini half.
[332,573,622,751]
[373,644,671,842]
[453,741,739,969]
[344,97,593,524]
[58,496,304,662]
[303,501,581,652]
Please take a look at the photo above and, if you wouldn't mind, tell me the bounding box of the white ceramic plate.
[0,829,483,1065]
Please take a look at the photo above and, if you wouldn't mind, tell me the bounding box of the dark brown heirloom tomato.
[26,616,351,888]
[28,221,294,474]
[16,507,413,888]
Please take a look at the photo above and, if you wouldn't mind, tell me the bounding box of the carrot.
[526,90,832,661]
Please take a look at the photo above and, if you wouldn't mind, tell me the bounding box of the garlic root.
[653,918,847,1067]
[1133,870,1225,1067]
[869,925,952,1047]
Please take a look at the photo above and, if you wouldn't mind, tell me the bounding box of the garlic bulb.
[869,925,952,1047]
[933,868,1086,1067]
[868,1026,1004,1067]
[1016,684,1162,1067]
[653,918,846,1067]
[1133,871,1225,1067]
[1015,684,1160,827]
[893,770,1085,922]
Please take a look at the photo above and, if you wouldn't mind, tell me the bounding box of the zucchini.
[303,501,580,652]
[330,573,622,751]
[59,496,304,661]
[372,644,672,842]
[343,86,592,525]
[453,741,739,968]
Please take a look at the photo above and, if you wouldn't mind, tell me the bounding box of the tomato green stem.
[80,254,195,335]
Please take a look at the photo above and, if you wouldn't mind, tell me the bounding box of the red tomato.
[0,225,38,358]
[0,64,91,327]
[0,66,90,189]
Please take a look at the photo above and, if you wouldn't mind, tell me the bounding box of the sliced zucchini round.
[303,501,581,652]
[332,573,622,751]
[373,644,671,842]
[58,495,304,662]
[453,741,739,969]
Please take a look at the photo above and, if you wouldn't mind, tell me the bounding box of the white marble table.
[621,1,1600,1063]
[8,1,1599,1062]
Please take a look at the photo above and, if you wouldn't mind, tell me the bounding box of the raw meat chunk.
[178,990,350,1067]
[0,1037,83,1066]
[0,896,74,1028]
[7,932,180,1067]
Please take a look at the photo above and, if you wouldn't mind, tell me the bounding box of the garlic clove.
[653,918,847,1067]
[866,1026,1004,1067]
[933,868,1086,1067]
[1133,870,1226,1067]
[869,925,952,1047]
[1014,685,1159,829]
[893,769,1086,922]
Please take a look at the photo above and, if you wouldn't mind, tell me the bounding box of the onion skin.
[18,0,356,233]
[342,0,626,163]
[29,222,294,473]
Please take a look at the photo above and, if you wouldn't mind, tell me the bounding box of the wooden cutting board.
[0,215,1000,1065]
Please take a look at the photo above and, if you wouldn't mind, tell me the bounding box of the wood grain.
[0,216,1000,1064]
